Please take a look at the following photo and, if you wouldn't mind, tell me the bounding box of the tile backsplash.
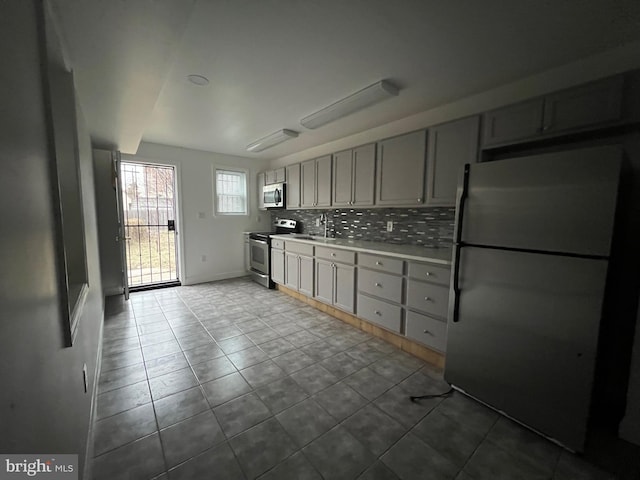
[272,207,455,248]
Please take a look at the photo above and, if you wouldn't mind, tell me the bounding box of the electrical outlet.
[386,221,393,232]
[315,218,320,227]
[82,363,88,394]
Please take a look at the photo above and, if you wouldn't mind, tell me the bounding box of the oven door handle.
[250,239,268,245]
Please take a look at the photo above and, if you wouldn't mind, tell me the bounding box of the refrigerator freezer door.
[445,246,608,451]
[460,146,621,256]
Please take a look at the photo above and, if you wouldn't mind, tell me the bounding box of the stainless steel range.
[248,219,298,288]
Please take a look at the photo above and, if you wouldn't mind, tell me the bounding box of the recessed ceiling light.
[187,74,209,86]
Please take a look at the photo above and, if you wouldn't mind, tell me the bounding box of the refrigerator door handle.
[453,163,470,244]
[451,243,462,323]
[450,164,469,324]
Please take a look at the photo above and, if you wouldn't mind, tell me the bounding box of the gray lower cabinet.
[286,163,301,209]
[332,143,375,207]
[426,116,479,206]
[376,130,427,206]
[357,293,402,333]
[271,247,285,284]
[301,155,332,208]
[482,75,624,147]
[314,258,355,313]
[405,310,447,352]
[285,251,314,295]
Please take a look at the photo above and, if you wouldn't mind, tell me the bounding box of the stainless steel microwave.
[263,183,285,208]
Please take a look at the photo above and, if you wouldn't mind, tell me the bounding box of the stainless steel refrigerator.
[444,145,622,452]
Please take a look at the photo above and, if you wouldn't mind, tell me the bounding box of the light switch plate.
[386,221,393,232]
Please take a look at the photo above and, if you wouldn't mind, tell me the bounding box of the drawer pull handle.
[331,253,336,257]
[423,329,434,336]
[424,296,432,301]
[375,282,382,287]
[374,310,381,315]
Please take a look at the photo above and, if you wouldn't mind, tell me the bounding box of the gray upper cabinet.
[257,172,266,210]
[301,155,332,208]
[316,155,332,207]
[301,159,316,208]
[482,99,544,146]
[376,130,427,206]
[332,144,376,207]
[286,163,301,209]
[332,149,353,206]
[482,75,624,147]
[542,75,623,133]
[265,167,285,184]
[426,116,480,206]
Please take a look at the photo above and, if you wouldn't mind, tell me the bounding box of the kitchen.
[3,1,640,479]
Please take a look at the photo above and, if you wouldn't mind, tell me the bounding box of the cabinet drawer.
[405,311,447,352]
[315,246,355,265]
[271,239,285,250]
[357,294,402,333]
[358,268,403,303]
[285,241,314,256]
[407,262,450,286]
[358,253,403,275]
[406,280,449,318]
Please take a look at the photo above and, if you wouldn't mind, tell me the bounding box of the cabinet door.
[482,99,544,146]
[301,159,316,208]
[316,155,332,207]
[274,167,286,184]
[271,248,285,284]
[265,170,276,184]
[299,255,314,297]
[352,143,376,206]
[244,235,250,272]
[332,149,353,206]
[286,163,301,209]
[315,259,334,305]
[334,263,355,313]
[285,252,299,290]
[376,130,426,205]
[257,172,266,210]
[426,116,479,206]
[543,76,623,134]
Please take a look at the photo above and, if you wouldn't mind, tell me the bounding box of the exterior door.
[120,161,180,288]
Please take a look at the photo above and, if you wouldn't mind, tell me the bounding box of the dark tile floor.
[92,277,618,480]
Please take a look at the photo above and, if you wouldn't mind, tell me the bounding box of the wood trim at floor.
[276,285,445,370]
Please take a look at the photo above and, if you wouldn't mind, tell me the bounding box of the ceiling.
[50,0,640,159]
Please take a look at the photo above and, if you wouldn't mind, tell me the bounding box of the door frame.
[118,156,185,289]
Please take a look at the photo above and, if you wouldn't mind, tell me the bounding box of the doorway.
[119,161,180,289]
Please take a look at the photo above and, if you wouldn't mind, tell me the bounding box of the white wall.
[123,142,271,285]
[0,1,104,476]
[93,149,124,296]
[270,40,640,168]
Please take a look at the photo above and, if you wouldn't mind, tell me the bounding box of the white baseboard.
[182,271,248,286]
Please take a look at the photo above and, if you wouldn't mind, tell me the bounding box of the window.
[215,168,247,215]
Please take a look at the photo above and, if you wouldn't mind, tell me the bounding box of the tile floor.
[91,277,617,480]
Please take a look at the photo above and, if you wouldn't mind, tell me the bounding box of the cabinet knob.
[542,124,551,131]
[417,198,422,202]
[423,329,434,336]
[375,282,381,287]
[425,272,431,276]
[331,253,336,257]
[374,310,381,315]
[375,261,382,265]
[424,296,431,301]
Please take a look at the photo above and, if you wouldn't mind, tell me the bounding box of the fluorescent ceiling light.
[300,80,399,129]
[246,129,299,152]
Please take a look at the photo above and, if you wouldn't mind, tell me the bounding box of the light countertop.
[270,235,452,265]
